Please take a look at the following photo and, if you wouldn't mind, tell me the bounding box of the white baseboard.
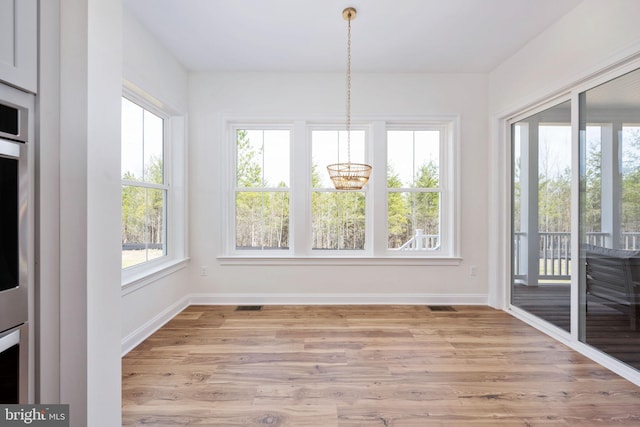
[188,292,488,306]
[121,294,190,356]
[121,292,487,356]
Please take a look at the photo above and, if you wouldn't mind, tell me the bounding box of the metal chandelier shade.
[327,7,372,190]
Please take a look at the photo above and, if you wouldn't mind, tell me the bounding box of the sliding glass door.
[511,101,572,332]
[511,66,640,374]
[579,68,640,370]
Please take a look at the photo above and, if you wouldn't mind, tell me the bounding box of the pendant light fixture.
[327,7,372,190]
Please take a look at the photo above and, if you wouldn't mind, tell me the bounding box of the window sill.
[122,257,190,296]
[217,256,462,266]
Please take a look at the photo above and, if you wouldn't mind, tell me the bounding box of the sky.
[514,124,640,179]
[121,97,163,182]
[513,124,571,179]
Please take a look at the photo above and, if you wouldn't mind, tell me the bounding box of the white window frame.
[121,87,188,292]
[308,123,372,256]
[228,124,294,255]
[220,116,460,265]
[383,122,457,258]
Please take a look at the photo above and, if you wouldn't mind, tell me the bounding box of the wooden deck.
[122,305,640,426]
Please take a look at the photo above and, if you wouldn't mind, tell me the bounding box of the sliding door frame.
[494,56,640,387]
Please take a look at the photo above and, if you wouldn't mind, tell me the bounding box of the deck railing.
[539,232,571,279]
[398,229,640,278]
[513,231,640,280]
[623,232,640,250]
[398,229,439,250]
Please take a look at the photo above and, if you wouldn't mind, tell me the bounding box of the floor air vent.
[235,305,263,311]
[428,305,456,312]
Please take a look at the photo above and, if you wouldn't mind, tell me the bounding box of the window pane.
[236,130,290,188]
[511,100,571,333]
[121,186,166,268]
[415,131,439,183]
[387,131,412,187]
[388,192,440,250]
[388,130,440,188]
[143,110,164,184]
[580,68,640,370]
[237,130,263,187]
[263,130,290,187]
[387,192,411,248]
[146,188,166,261]
[312,192,365,250]
[312,130,366,188]
[122,185,146,268]
[236,191,290,250]
[621,125,640,247]
[121,98,164,184]
[121,98,144,181]
[538,125,571,236]
[584,125,602,237]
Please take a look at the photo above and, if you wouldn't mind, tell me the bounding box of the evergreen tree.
[414,162,440,237]
[387,166,409,248]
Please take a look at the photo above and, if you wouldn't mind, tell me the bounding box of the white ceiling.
[124,0,583,73]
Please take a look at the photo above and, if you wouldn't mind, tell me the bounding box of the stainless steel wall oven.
[0,83,32,404]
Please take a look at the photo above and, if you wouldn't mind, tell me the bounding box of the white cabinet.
[0,0,37,93]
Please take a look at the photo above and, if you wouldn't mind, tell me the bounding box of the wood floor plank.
[122,403,339,427]
[122,305,640,426]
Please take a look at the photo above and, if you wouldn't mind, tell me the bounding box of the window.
[312,129,367,251]
[121,97,167,268]
[120,91,187,284]
[235,129,291,251]
[224,118,458,262]
[387,129,441,251]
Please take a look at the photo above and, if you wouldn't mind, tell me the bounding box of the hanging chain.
[346,11,352,165]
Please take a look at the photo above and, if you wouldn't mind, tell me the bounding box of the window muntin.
[121,97,168,269]
[234,129,291,250]
[387,130,442,251]
[311,129,367,251]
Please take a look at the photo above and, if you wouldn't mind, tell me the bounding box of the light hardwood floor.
[122,305,640,426]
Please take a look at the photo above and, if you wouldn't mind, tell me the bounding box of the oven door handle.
[0,328,20,353]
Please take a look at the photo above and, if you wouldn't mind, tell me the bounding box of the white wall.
[188,72,489,303]
[123,8,188,113]
[489,0,640,116]
[38,4,188,423]
[121,9,190,341]
[57,0,122,425]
